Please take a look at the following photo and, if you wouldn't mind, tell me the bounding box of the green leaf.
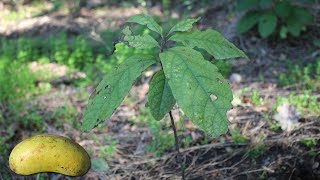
[148,70,176,120]
[280,26,288,39]
[285,7,313,37]
[169,29,247,59]
[82,55,155,131]
[274,1,291,18]
[235,0,259,11]
[237,11,260,33]
[287,23,302,37]
[160,47,233,136]
[124,34,160,49]
[168,17,200,35]
[128,14,163,36]
[291,7,313,25]
[122,26,132,36]
[258,12,277,38]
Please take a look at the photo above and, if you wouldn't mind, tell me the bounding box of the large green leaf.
[122,26,159,49]
[168,17,200,35]
[160,47,233,136]
[258,12,278,38]
[124,34,160,49]
[82,55,155,131]
[286,7,313,37]
[274,0,291,18]
[169,29,247,59]
[148,70,176,120]
[237,11,260,33]
[128,14,163,36]
[291,7,313,25]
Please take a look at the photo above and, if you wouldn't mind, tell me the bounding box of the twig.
[225,168,268,180]
[169,111,185,180]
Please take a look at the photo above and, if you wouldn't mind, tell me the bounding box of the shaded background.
[0,0,319,179]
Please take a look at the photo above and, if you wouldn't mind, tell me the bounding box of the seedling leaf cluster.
[236,0,314,38]
[82,14,247,137]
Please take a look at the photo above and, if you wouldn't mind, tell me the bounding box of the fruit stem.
[169,111,185,180]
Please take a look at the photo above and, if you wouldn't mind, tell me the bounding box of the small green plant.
[275,91,320,115]
[248,143,266,158]
[299,138,318,148]
[278,59,320,89]
[99,139,118,159]
[146,120,175,157]
[133,107,176,156]
[236,0,314,38]
[230,128,249,144]
[251,90,263,105]
[263,114,282,132]
[82,14,247,178]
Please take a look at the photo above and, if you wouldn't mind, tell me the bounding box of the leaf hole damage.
[210,94,218,102]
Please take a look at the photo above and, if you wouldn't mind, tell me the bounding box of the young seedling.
[82,14,247,179]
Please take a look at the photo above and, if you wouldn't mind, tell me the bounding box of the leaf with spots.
[124,34,160,49]
[160,47,233,136]
[148,70,176,120]
[168,17,200,35]
[168,29,247,60]
[127,14,163,36]
[82,55,156,131]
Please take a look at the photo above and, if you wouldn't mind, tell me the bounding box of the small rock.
[229,73,242,84]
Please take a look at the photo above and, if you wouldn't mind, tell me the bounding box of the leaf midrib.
[170,50,227,121]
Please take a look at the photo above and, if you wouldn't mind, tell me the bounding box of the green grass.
[0,31,114,102]
[275,90,320,116]
[0,61,37,103]
[1,1,50,22]
[299,138,319,149]
[278,58,320,90]
[0,31,117,139]
[99,136,119,159]
[131,108,175,157]
[51,105,80,129]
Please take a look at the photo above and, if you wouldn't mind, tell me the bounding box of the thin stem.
[160,35,167,53]
[169,111,185,180]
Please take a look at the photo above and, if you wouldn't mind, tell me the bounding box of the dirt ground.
[0,1,319,179]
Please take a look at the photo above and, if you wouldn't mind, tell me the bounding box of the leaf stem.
[160,36,167,53]
[169,111,185,180]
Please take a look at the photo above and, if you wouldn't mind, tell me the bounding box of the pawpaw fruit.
[9,134,91,176]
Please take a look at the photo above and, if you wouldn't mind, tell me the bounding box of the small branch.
[169,111,185,180]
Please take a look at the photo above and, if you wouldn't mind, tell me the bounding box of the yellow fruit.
[9,134,91,176]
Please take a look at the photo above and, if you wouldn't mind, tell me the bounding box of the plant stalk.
[169,111,185,180]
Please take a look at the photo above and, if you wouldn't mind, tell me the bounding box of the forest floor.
[0,1,319,179]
